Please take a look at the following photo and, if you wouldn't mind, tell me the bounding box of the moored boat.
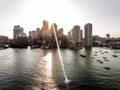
[112,55,118,57]
[104,67,111,70]
[80,54,86,57]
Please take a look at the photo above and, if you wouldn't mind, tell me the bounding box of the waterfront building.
[67,30,74,47]
[49,23,58,48]
[84,23,92,47]
[42,20,50,43]
[71,25,82,43]
[61,35,68,48]
[43,20,49,31]
[28,31,32,40]
[57,28,64,40]
[13,25,23,40]
[12,25,28,48]
[15,32,28,48]
[50,23,58,40]
[31,30,37,39]
[36,28,42,40]
[0,36,9,43]
[49,25,54,45]
[68,31,72,41]
[53,23,57,33]
[80,29,83,42]
[50,25,54,39]
[106,33,110,39]
[105,38,120,49]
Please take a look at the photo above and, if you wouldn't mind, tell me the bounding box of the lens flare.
[64,78,71,85]
[53,25,71,85]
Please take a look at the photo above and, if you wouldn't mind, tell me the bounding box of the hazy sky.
[0,0,120,38]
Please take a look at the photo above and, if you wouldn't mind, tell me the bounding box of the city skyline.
[0,0,120,38]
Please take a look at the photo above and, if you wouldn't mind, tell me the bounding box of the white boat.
[80,54,86,57]
[79,50,86,57]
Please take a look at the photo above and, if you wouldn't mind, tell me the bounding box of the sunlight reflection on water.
[33,52,58,90]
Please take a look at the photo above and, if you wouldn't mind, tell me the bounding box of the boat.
[40,45,49,49]
[103,57,107,59]
[0,44,9,49]
[96,60,103,64]
[30,45,39,49]
[80,54,86,57]
[104,67,111,70]
[79,49,86,57]
[104,59,109,61]
[94,54,97,56]
[105,51,109,53]
[3,45,9,49]
[112,55,118,57]
[45,46,49,49]
[40,45,46,49]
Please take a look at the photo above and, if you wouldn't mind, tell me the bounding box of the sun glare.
[43,53,52,75]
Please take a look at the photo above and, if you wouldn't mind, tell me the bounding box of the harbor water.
[0,47,120,90]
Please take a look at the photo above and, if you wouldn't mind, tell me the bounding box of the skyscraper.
[29,31,32,39]
[80,29,83,42]
[57,28,63,40]
[36,28,41,39]
[42,20,49,43]
[53,23,57,32]
[84,23,92,47]
[31,30,37,39]
[71,25,82,43]
[50,23,58,40]
[13,25,23,40]
[68,31,72,39]
[106,33,110,39]
[43,20,49,31]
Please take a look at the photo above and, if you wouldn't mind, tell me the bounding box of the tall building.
[31,30,37,39]
[106,33,110,39]
[57,28,63,40]
[0,36,8,43]
[29,31,32,39]
[80,29,83,42]
[15,32,28,48]
[36,28,41,39]
[50,25,54,40]
[53,23,57,33]
[42,20,49,42]
[68,31,72,40]
[43,20,49,30]
[50,23,58,40]
[84,23,92,47]
[13,25,28,48]
[71,25,82,43]
[13,25,23,39]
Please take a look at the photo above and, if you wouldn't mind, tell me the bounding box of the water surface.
[0,47,120,90]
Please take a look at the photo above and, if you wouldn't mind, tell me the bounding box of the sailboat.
[79,50,86,57]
